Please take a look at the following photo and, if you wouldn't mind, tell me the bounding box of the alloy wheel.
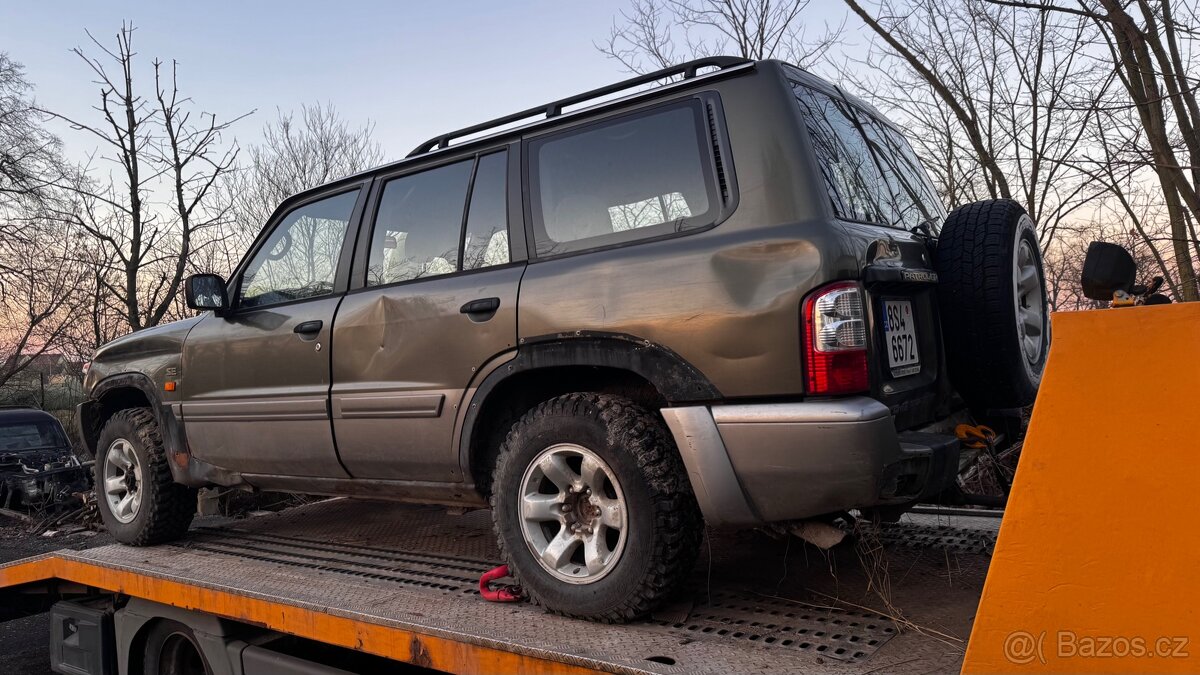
[518,443,628,584]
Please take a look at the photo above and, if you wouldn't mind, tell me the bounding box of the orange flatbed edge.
[1,499,989,674]
[1,552,596,675]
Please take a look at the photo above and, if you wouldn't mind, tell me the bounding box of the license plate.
[882,299,920,377]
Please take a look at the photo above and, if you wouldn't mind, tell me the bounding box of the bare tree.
[842,0,1110,251]
[598,0,843,73]
[0,223,86,389]
[0,52,74,284]
[212,103,383,274]
[152,58,248,320]
[980,0,1200,299]
[42,24,246,331]
[0,53,69,211]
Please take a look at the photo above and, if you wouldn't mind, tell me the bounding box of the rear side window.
[366,151,511,287]
[463,152,510,270]
[791,84,890,226]
[367,160,474,286]
[528,102,718,256]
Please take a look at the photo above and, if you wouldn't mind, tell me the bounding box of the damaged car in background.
[0,407,91,515]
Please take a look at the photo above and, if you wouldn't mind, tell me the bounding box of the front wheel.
[95,408,196,545]
[490,393,702,623]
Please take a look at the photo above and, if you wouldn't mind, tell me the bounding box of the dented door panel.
[330,265,522,481]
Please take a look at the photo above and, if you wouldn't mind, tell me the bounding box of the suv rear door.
[330,147,524,482]
[181,184,367,478]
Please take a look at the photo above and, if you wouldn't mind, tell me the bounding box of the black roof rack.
[407,56,752,158]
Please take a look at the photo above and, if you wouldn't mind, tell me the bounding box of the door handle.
[293,320,323,335]
[460,297,500,315]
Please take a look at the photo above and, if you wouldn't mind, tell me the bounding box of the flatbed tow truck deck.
[0,498,993,674]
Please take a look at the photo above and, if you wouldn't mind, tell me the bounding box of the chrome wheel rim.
[1014,236,1045,366]
[103,438,142,524]
[519,443,628,584]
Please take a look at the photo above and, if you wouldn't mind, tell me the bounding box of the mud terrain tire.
[95,408,195,545]
[491,393,702,623]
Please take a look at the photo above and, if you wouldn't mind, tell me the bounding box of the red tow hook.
[479,564,523,603]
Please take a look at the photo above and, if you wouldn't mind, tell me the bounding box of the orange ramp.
[963,303,1200,672]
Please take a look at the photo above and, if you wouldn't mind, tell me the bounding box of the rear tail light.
[803,282,869,395]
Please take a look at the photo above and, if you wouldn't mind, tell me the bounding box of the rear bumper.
[662,397,960,526]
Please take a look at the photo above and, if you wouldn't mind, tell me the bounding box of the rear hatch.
[840,220,951,430]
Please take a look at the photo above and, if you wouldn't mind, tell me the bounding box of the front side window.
[792,84,890,226]
[238,190,358,309]
[366,160,473,286]
[529,102,717,256]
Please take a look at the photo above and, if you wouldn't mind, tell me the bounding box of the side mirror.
[185,274,229,312]
[1081,241,1136,301]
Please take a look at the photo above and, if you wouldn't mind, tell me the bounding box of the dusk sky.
[1,1,855,165]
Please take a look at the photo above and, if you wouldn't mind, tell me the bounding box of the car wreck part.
[954,423,1011,496]
[0,452,92,512]
[1082,240,1174,306]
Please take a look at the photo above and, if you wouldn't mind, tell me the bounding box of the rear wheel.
[491,393,701,622]
[95,408,195,545]
[141,620,211,675]
[935,199,1049,410]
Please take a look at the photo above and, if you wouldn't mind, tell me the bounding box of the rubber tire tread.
[490,393,702,623]
[95,407,195,546]
[934,198,1045,409]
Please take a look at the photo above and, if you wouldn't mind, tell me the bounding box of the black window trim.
[226,181,371,314]
[521,93,736,263]
[349,143,522,294]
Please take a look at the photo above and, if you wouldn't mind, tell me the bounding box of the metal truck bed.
[0,499,995,674]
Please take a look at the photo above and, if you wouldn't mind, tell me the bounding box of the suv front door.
[181,185,367,478]
[331,149,523,482]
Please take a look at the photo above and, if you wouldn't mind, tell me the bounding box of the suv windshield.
[0,419,67,452]
[787,70,944,233]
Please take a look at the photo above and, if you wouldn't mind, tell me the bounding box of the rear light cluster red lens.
[803,282,869,395]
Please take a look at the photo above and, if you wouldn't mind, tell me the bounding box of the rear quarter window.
[791,83,891,226]
[791,79,945,231]
[527,101,720,257]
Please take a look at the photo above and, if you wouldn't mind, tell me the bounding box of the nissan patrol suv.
[79,57,1048,622]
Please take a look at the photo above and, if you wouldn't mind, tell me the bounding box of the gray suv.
[79,57,1048,622]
